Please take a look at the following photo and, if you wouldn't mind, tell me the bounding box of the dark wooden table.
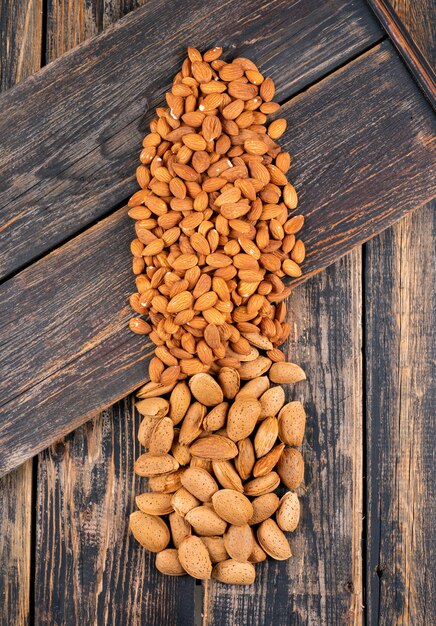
[0,1,434,624]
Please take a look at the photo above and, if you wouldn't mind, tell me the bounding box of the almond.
[227,398,261,441]
[135,492,174,516]
[248,539,267,563]
[244,471,280,496]
[134,453,179,477]
[257,519,291,560]
[249,493,280,525]
[201,536,228,563]
[254,416,279,457]
[130,511,170,552]
[212,489,253,526]
[156,549,186,576]
[277,448,304,489]
[135,397,169,417]
[276,491,300,532]
[189,373,224,406]
[149,468,186,493]
[169,511,192,547]
[212,460,244,492]
[148,417,174,454]
[236,376,270,400]
[178,536,212,579]
[278,401,306,446]
[224,524,254,562]
[179,402,206,445]
[171,487,200,517]
[238,356,272,380]
[169,382,191,425]
[259,386,285,419]
[217,367,240,399]
[203,402,229,432]
[253,443,285,477]
[235,438,256,481]
[181,467,219,502]
[189,435,238,461]
[185,506,227,536]
[269,362,306,384]
[213,560,256,585]
[137,415,160,447]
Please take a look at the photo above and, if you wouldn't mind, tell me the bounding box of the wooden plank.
[0,0,42,624]
[365,204,435,624]
[202,249,363,625]
[34,401,195,625]
[0,43,434,477]
[0,0,382,279]
[367,0,435,106]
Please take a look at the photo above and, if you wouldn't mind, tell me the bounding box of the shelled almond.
[130,362,306,584]
[128,46,305,385]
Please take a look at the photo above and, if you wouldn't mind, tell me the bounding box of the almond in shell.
[277,448,304,489]
[135,397,169,417]
[201,536,229,563]
[212,489,253,526]
[218,367,240,399]
[148,416,174,454]
[227,398,261,441]
[249,493,280,525]
[203,402,229,432]
[189,435,238,460]
[269,362,306,384]
[138,415,160,447]
[213,560,256,585]
[169,382,191,425]
[135,492,174,516]
[236,376,270,400]
[171,487,200,517]
[169,511,191,547]
[185,506,227,536]
[179,402,206,445]
[156,549,186,576]
[181,467,219,502]
[134,453,179,477]
[149,468,185,493]
[235,438,255,481]
[257,518,292,560]
[178,536,212,579]
[278,401,306,446]
[189,372,224,406]
[224,524,254,562]
[254,416,279,457]
[212,461,244,492]
[248,539,267,563]
[238,356,272,380]
[259,386,285,419]
[129,511,170,552]
[276,491,300,532]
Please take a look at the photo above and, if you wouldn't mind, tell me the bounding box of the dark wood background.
[0,0,434,624]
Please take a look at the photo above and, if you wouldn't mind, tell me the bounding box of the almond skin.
[213,560,256,585]
[178,536,213,579]
[212,489,253,526]
[129,511,170,552]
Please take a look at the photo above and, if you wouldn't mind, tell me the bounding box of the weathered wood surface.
[367,0,435,105]
[34,402,196,626]
[202,249,363,625]
[365,204,435,625]
[1,40,434,477]
[0,0,382,279]
[0,0,42,624]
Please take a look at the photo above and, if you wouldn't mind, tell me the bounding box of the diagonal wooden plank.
[202,248,363,625]
[365,204,435,624]
[0,0,382,279]
[0,42,434,477]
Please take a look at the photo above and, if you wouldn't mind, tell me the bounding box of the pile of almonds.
[128,45,305,384]
[130,363,306,584]
[128,47,308,585]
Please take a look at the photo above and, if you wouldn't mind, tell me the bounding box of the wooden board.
[0,0,383,279]
[0,41,434,477]
[202,249,363,625]
[0,1,42,624]
[364,203,435,624]
[34,402,196,626]
[367,0,435,106]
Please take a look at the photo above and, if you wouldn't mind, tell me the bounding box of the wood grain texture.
[365,204,435,625]
[203,249,363,625]
[34,401,195,626]
[367,0,435,106]
[0,41,434,477]
[0,0,382,279]
[0,1,41,624]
